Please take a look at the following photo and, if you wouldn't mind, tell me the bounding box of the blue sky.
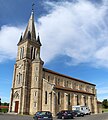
[0,0,108,102]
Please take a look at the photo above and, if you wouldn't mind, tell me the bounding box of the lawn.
[102,108,108,113]
[0,108,8,113]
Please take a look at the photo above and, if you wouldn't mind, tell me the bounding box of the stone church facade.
[9,10,98,116]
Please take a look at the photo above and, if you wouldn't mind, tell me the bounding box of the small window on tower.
[34,102,36,107]
[33,48,36,59]
[35,76,38,81]
[36,67,38,70]
[17,73,22,84]
[22,47,24,58]
[31,46,33,59]
[19,47,24,59]
[34,91,37,97]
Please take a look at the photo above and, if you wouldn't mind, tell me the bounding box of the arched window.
[34,102,36,107]
[68,93,70,105]
[34,91,37,97]
[84,96,87,106]
[57,79,60,85]
[66,81,68,87]
[33,48,36,59]
[20,47,24,59]
[31,46,33,59]
[48,76,50,82]
[76,95,79,105]
[58,92,60,105]
[17,73,22,84]
[45,91,47,104]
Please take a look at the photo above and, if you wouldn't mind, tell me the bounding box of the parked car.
[73,110,84,117]
[56,110,74,119]
[33,111,53,120]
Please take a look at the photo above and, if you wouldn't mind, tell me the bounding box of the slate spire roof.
[18,8,42,47]
[23,10,36,41]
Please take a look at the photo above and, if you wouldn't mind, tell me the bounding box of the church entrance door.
[14,101,19,113]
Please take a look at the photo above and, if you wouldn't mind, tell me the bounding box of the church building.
[9,9,98,116]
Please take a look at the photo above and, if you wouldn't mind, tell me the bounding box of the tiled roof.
[43,68,96,86]
[0,106,9,109]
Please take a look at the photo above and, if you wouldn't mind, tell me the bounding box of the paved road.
[0,113,33,120]
[74,113,108,120]
[0,113,108,120]
[57,113,108,120]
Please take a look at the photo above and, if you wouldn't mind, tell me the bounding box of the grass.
[102,108,108,113]
[0,108,8,113]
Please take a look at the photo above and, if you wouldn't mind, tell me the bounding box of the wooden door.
[14,101,19,113]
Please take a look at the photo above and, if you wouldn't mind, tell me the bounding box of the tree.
[3,102,9,106]
[102,99,108,108]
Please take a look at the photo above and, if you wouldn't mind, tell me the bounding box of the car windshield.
[36,111,51,115]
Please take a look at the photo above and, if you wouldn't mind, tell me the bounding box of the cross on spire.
[32,3,35,12]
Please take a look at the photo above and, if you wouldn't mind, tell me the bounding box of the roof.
[97,101,102,104]
[54,85,95,95]
[0,106,9,109]
[23,11,36,41]
[43,68,96,86]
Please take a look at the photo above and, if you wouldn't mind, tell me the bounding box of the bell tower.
[9,7,44,114]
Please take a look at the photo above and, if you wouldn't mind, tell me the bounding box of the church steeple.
[18,8,36,45]
[23,9,36,41]
[17,5,42,61]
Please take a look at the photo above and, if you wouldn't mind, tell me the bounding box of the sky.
[0,0,108,102]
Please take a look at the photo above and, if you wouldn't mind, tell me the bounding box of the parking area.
[57,113,108,120]
[0,113,108,120]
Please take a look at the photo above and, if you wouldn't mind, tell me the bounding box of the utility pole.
[0,98,1,112]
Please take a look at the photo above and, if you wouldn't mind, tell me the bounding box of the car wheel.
[57,116,62,119]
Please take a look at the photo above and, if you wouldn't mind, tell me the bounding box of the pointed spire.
[23,4,36,41]
[37,33,42,46]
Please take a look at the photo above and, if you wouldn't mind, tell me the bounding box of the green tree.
[102,99,108,108]
[3,102,9,106]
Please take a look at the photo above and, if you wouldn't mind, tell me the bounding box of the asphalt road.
[0,113,108,120]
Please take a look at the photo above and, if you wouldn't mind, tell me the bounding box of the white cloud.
[37,0,108,68]
[0,25,23,62]
[1,0,108,68]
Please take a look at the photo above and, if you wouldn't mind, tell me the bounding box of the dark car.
[73,110,84,117]
[33,111,53,120]
[56,110,74,119]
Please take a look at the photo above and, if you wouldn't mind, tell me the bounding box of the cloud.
[0,25,23,62]
[1,0,108,68]
[38,0,108,68]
